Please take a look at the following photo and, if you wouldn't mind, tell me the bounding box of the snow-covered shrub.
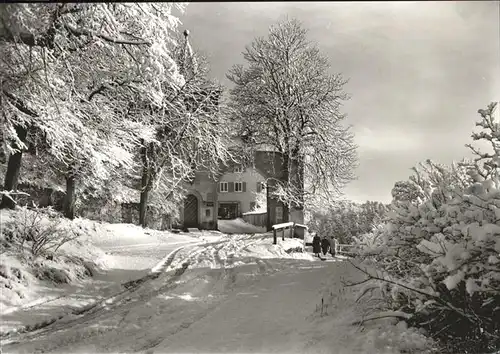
[1,206,79,257]
[75,195,123,224]
[354,103,500,354]
[353,223,386,252]
[1,207,106,305]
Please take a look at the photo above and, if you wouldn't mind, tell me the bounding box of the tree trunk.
[63,172,76,219]
[292,148,305,211]
[282,153,290,223]
[213,177,219,230]
[0,125,28,209]
[139,143,152,228]
[139,171,150,228]
[297,154,304,209]
[266,179,272,231]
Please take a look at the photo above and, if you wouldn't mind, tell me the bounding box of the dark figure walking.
[321,236,330,256]
[312,233,321,257]
[329,236,337,257]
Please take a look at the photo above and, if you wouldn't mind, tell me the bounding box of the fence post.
[282,228,285,241]
[290,223,294,239]
[273,228,277,245]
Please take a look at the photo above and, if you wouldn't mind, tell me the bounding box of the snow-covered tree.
[135,31,234,227]
[391,180,424,204]
[250,186,267,213]
[353,103,500,353]
[308,200,388,244]
[227,18,357,219]
[0,3,186,218]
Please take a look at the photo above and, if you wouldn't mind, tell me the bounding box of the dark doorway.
[218,203,239,220]
[184,194,199,228]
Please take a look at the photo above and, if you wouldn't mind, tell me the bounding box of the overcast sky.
[179,1,500,204]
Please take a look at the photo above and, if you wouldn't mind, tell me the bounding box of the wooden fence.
[335,244,360,256]
[242,212,267,228]
[272,221,295,244]
[267,220,361,256]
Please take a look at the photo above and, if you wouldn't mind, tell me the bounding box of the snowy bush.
[0,207,106,305]
[1,206,80,257]
[353,103,500,353]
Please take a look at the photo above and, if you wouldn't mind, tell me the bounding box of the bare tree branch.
[2,90,38,117]
[62,23,151,46]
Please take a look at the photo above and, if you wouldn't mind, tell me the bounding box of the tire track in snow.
[167,236,230,272]
[138,239,280,352]
[2,234,267,343]
[0,240,194,321]
[139,303,221,353]
[0,241,200,342]
[137,239,263,353]
[214,240,238,289]
[167,246,205,273]
[196,234,273,290]
[9,252,237,354]
[2,259,194,352]
[3,233,288,352]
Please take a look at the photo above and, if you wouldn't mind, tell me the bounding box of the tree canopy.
[227,18,357,209]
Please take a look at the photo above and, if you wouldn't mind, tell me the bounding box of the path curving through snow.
[2,233,433,354]
[0,225,205,336]
[1,233,376,354]
[3,258,367,354]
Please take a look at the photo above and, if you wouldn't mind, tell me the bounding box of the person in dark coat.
[321,236,330,256]
[329,236,337,257]
[312,233,321,257]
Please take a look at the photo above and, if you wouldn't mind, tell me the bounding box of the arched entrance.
[183,194,199,229]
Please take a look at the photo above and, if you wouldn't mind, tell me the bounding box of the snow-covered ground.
[218,218,266,234]
[0,211,215,335]
[1,229,433,354]
[93,223,221,271]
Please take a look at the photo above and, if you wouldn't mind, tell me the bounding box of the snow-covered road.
[0,225,206,335]
[92,224,216,273]
[1,232,377,354]
[3,257,366,354]
[2,232,432,354]
[150,259,356,354]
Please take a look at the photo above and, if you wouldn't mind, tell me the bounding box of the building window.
[257,182,266,193]
[234,166,243,173]
[220,182,228,192]
[206,209,211,217]
[235,182,243,192]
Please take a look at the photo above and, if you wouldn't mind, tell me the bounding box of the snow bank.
[88,222,177,248]
[241,236,312,260]
[63,219,206,271]
[217,218,266,234]
[242,208,266,215]
[1,209,108,298]
[0,208,205,335]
